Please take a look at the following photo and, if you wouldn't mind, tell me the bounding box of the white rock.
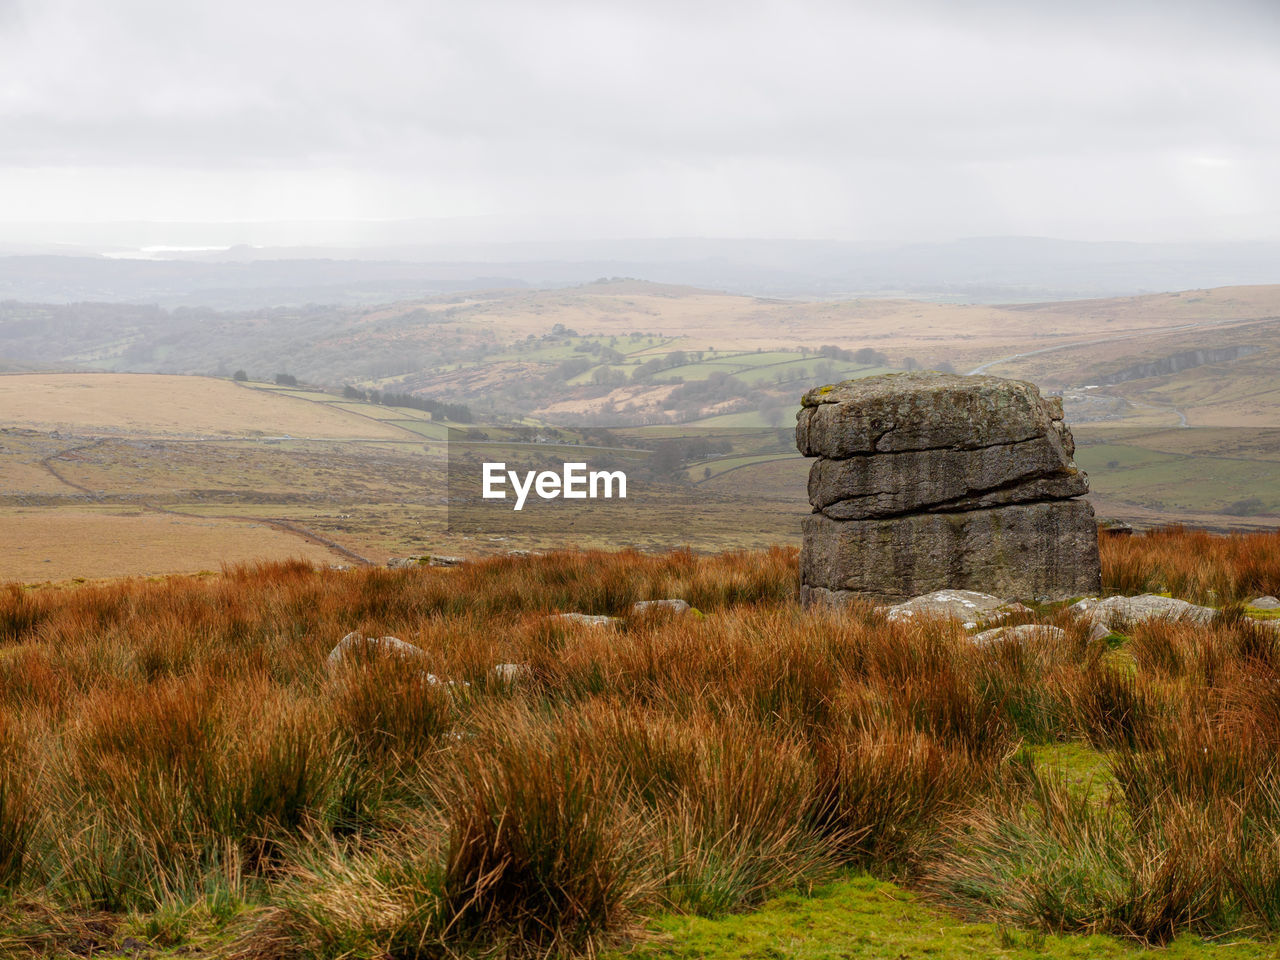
[1069,594,1215,632]
[1088,621,1113,642]
[972,624,1067,647]
[632,598,691,615]
[326,632,471,688]
[1248,596,1280,610]
[548,612,622,627]
[492,663,532,684]
[884,589,1014,626]
[328,631,429,670]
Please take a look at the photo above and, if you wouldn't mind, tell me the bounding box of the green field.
[1076,438,1280,516]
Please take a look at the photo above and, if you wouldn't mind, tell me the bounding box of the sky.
[1,0,1278,245]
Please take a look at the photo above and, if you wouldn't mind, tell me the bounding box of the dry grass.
[0,508,344,582]
[1100,525,1280,603]
[0,532,1276,955]
[0,374,411,439]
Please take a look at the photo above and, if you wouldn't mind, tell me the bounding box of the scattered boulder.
[972,624,1067,647]
[387,554,465,568]
[491,663,533,684]
[797,372,1100,604]
[548,612,622,627]
[632,598,691,616]
[881,589,1024,630]
[1248,596,1280,610]
[327,633,474,691]
[1099,521,1134,538]
[1069,594,1216,632]
[1087,621,1113,642]
[327,631,433,675]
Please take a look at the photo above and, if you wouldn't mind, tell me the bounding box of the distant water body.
[100,246,240,260]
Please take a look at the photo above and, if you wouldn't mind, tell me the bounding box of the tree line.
[342,385,472,423]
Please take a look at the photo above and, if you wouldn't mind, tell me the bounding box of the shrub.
[439,715,647,954]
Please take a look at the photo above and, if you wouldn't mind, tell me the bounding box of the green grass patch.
[382,420,449,439]
[688,454,798,481]
[611,875,1269,960]
[1076,444,1280,515]
[1028,743,1118,801]
[735,362,893,387]
[1074,444,1183,472]
[686,411,788,428]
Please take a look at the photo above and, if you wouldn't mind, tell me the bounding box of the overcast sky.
[1,0,1278,244]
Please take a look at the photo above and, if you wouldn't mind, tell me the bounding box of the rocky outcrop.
[797,372,1101,604]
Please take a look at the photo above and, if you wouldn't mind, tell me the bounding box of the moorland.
[3,272,1280,960]
[2,281,1280,581]
[0,530,1279,957]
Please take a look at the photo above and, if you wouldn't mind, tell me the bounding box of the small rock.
[1069,594,1216,632]
[1099,522,1134,538]
[327,634,474,691]
[632,598,691,616]
[1248,596,1280,610]
[972,624,1067,647]
[492,663,532,684]
[1088,621,1113,642]
[883,589,1019,628]
[329,631,428,668]
[429,555,464,567]
[999,601,1035,619]
[548,612,622,627]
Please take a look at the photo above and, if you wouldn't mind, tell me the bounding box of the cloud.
[1,0,1278,240]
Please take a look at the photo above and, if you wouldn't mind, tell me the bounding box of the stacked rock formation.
[797,371,1101,605]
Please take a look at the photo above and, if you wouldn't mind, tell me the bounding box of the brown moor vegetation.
[0,528,1278,955]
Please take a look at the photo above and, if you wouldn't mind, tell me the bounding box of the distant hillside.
[3,236,1280,306]
[5,281,1280,426]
